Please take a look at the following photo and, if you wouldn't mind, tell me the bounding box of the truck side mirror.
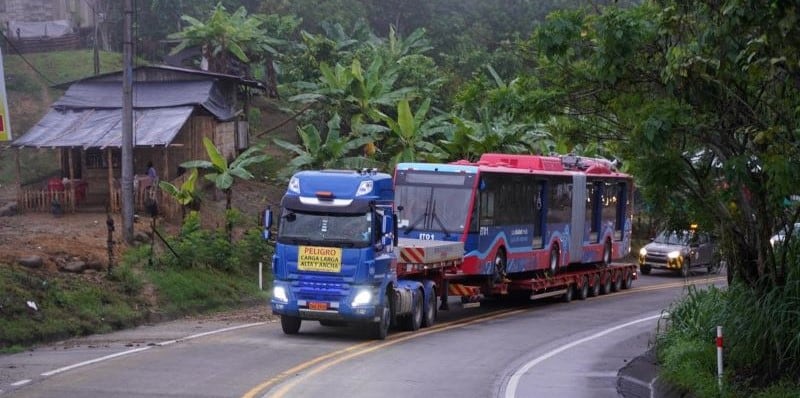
[263,206,273,241]
[381,213,394,252]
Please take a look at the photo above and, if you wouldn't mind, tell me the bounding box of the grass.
[657,257,800,398]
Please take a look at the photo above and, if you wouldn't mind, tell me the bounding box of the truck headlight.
[273,286,289,303]
[639,247,647,256]
[351,289,373,307]
[667,250,681,259]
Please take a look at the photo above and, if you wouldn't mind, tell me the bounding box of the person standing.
[146,161,158,184]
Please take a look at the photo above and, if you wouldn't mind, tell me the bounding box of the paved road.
[0,271,725,397]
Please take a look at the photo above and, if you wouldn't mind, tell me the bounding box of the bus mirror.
[263,207,273,241]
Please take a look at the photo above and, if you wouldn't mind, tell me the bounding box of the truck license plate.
[309,302,328,310]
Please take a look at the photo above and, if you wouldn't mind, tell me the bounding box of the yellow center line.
[242,275,727,398]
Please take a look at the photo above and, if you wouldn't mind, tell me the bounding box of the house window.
[86,148,121,169]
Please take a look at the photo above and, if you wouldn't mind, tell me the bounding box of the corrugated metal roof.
[12,106,194,149]
[53,80,234,120]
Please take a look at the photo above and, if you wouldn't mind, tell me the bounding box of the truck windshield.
[395,184,472,237]
[278,211,372,248]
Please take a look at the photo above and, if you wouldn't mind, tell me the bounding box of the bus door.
[586,180,603,244]
[570,174,586,263]
[532,180,545,249]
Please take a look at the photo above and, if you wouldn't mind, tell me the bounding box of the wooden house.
[10,65,264,219]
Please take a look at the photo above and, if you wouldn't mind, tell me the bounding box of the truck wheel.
[600,272,612,295]
[602,240,612,267]
[549,246,560,275]
[371,293,391,340]
[640,264,651,275]
[422,289,437,328]
[402,290,423,331]
[611,271,623,292]
[577,276,589,300]
[562,284,574,303]
[280,315,301,335]
[622,270,633,289]
[589,274,601,297]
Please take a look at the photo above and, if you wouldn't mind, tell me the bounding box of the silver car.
[638,230,720,277]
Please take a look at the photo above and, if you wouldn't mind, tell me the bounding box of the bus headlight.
[273,286,289,303]
[351,289,373,307]
[667,250,681,259]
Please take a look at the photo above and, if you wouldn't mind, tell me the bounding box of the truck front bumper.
[271,300,381,322]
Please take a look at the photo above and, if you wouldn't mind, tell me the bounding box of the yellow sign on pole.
[0,48,12,141]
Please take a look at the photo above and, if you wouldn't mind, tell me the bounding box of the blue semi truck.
[265,169,463,339]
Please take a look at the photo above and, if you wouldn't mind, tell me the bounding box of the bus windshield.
[278,211,372,248]
[395,184,472,237]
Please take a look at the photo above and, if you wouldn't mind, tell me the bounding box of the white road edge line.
[504,313,664,398]
[40,322,265,377]
[10,380,31,387]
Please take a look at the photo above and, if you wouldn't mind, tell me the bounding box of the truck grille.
[294,280,350,301]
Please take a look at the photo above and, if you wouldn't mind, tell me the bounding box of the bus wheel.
[577,276,589,300]
[422,288,437,328]
[549,246,560,275]
[280,315,301,335]
[493,249,507,282]
[602,240,612,266]
[589,274,601,297]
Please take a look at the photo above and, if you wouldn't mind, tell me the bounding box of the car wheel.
[680,259,691,278]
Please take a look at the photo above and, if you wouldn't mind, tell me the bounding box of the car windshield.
[277,211,372,248]
[653,230,693,245]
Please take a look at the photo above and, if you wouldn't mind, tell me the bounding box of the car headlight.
[639,247,647,256]
[273,286,289,303]
[351,289,373,307]
[667,250,681,259]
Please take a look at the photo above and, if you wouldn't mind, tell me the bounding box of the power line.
[0,29,58,86]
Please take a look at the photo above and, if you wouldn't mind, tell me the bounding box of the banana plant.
[158,168,200,220]
[381,98,450,167]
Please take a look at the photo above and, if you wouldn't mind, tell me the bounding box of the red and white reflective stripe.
[400,247,425,263]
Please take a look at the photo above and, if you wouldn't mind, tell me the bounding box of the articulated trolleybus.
[395,153,635,289]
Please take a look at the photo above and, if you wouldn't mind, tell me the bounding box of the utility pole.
[93,8,99,75]
[121,0,134,243]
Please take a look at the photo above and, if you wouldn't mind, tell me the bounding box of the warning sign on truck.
[298,246,342,272]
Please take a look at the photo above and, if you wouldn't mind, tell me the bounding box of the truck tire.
[602,240,612,267]
[577,276,589,300]
[371,293,391,340]
[611,271,622,292]
[621,270,633,289]
[422,289,437,328]
[600,272,612,295]
[401,290,423,331]
[562,284,574,303]
[640,264,651,275]
[280,315,301,335]
[589,274,601,297]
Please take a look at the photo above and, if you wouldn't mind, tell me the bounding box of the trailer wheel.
[422,288,437,328]
[600,272,612,295]
[280,315,301,335]
[402,290,423,331]
[577,276,589,300]
[371,293,391,340]
[549,246,561,275]
[562,284,574,303]
[589,274,601,297]
[611,271,623,292]
[602,240,612,267]
[621,270,633,289]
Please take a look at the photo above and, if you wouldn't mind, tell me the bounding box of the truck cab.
[269,169,400,338]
